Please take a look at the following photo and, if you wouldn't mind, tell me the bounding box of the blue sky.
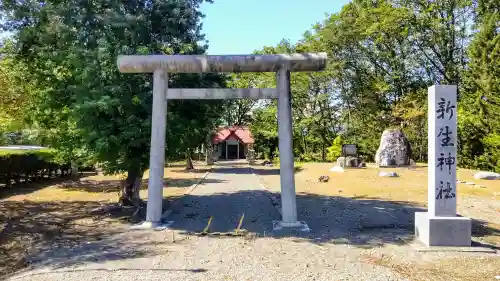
[200,0,350,55]
[0,0,351,53]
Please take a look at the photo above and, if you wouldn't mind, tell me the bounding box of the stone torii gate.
[117,53,327,229]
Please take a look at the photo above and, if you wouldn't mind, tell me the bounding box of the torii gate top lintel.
[117,52,328,73]
[122,52,328,228]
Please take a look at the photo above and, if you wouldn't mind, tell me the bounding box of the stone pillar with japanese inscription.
[428,85,457,216]
[415,85,471,247]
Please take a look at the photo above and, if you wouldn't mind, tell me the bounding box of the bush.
[299,151,322,162]
[0,149,71,187]
[326,135,344,162]
[475,133,500,173]
[271,148,280,164]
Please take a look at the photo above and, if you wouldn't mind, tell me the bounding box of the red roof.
[212,126,254,144]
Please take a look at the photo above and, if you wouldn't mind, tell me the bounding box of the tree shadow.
[171,162,306,176]
[212,160,251,166]
[170,168,213,174]
[164,161,209,168]
[165,162,188,168]
[0,171,226,277]
[470,219,500,249]
[58,178,225,193]
[2,182,497,277]
[164,190,500,248]
[0,172,96,200]
[190,166,303,176]
[16,268,208,279]
[250,166,303,175]
[0,199,164,278]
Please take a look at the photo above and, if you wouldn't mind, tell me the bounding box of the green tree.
[401,0,474,85]
[459,9,500,170]
[0,42,38,135]
[250,104,278,160]
[239,0,497,172]
[222,73,265,127]
[326,135,344,162]
[1,0,226,205]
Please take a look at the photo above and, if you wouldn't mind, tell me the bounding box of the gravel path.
[165,163,279,235]
[8,162,409,281]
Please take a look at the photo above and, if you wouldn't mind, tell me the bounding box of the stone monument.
[336,144,363,168]
[336,156,363,168]
[375,128,412,167]
[414,85,471,246]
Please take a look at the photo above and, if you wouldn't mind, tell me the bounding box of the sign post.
[341,144,357,168]
[415,85,471,246]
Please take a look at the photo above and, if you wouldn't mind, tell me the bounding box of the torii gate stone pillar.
[117,53,327,229]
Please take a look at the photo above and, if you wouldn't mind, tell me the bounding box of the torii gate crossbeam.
[117,53,327,230]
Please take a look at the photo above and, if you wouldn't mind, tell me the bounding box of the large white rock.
[329,166,344,173]
[378,171,399,177]
[473,171,500,180]
[375,128,412,167]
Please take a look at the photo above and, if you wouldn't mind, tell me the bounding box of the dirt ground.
[2,161,498,281]
[254,162,500,281]
[0,162,209,278]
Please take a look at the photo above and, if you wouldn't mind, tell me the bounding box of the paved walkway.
[8,161,407,281]
[166,161,280,235]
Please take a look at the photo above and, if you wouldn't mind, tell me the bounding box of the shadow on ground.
[167,189,499,248]
[168,190,421,246]
[0,176,228,277]
[58,178,224,193]
[170,168,212,174]
[16,268,208,280]
[2,164,498,277]
[250,166,303,175]
[0,199,149,277]
[209,166,303,175]
[212,161,252,167]
[0,172,95,200]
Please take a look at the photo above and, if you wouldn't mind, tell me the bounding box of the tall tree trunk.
[321,141,326,162]
[70,160,79,177]
[205,145,214,165]
[120,168,142,207]
[205,134,214,165]
[186,148,194,170]
[270,143,277,160]
[303,134,308,154]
